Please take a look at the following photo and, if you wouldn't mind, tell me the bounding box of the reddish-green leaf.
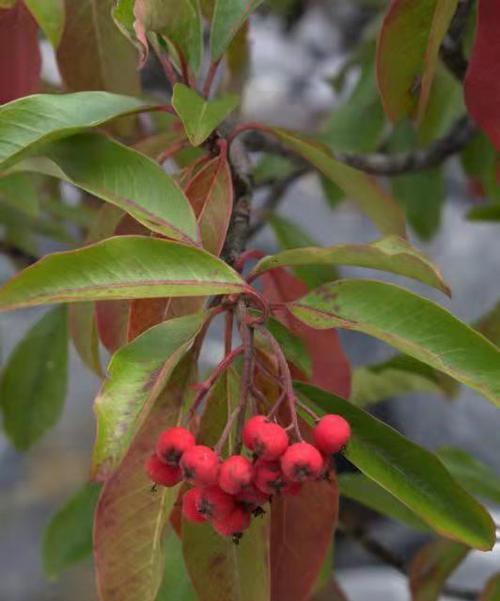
[24,0,64,46]
[210,0,264,60]
[268,127,406,237]
[289,280,500,407]
[409,539,469,601]
[94,355,195,601]
[0,236,247,311]
[92,311,207,480]
[296,383,495,550]
[251,236,450,295]
[184,152,233,255]
[57,0,140,96]
[0,2,40,104]
[377,0,458,122]
[480,574,500,601]
[464,0,500,149]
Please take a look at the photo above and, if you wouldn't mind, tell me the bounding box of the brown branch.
[439,0,474,82]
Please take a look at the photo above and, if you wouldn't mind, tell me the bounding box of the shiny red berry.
[280,442,324,482]
[182,488,206,523]
[243,416,289,460]
[254,460,288,495]
[145,454,182,487]
[180,445,220,486]
[156,426,195,466]
[212,507,251,538]
[196,486,236,521]
[218,455,254,494]
[313,415,351,454]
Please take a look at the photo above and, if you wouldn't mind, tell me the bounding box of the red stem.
[203,60,221,98]
[234,249,266,273]
[227,122,272,147]
[158,54,178,87]
[156,139,188,164]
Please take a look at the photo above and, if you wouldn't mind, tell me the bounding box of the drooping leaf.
[339,473,429,531]
[409,539,469,601]
[24,0,65,46]
[172,84,239,146]
[92,311,208,480]
[251,235,450,294]
[480,574,500,601]
[0,172,39,216]
[0,92,149,170]
[268,215,338,289]
[0,2,41,104]
[42,483,101,579]
[437,447,500,506]
[17,132,199,243]
[210,0,264,61]
[0,307,68,450]
[268,127,407,237]
[289,279,500,407]
[296,382,495,550]
[0,236,247,311]
[94,355,195,601]
[351,354,458,406]
[464,0,500,150]
[57,0,140,96]
[377,0,458,122]
[184,152,234,255]
[156,531,197,601]
[133,0,203,74]
[262,267,352,399]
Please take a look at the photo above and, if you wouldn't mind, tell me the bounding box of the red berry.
[182,488,206,523]
[218,455,254,494]
[280,442,324,482]
[196,486,236,521]
[156,426,195,466]
[235,483,269,510]
[212,507,251,537]
[243,416,289,460]
[180,445,220,486]
[313,414,351,455]
[145,454,182,487]
[254,460,288,495]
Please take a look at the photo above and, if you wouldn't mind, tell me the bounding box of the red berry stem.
[224,309,234,356]
[296,398,321,422]
[234,300,255,453]
[256,325,304,442]
[214,407,241,455]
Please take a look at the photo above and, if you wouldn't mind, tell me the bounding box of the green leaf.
[467,204,500,222]
[351,354,458,406]
[56,0,141,97]
[437,447,500,505]
[296,382,495,550]
[156,532,197,601]
[42,483,101,579]
[0,92,149,170]
[462,133,500,202]
[268,215,338,289]
[377,0,458,122]
[268,127,407,237]
[134,0,203,74]
[92,311,208,480]
[0,172,39,216]
[0,236,247,311]
[251,236,449,294]
[17,132,199,243]
[475,300,500,347]
[172,84,239,146]
[339,473,429,531]
[480,574,500,601]
[95,355,195,601]
[409,539,469,601]
[289,279,500,407]
[263,316,312,377]
[24,0,65,46]
[210,0,264,61]
[0,307,68,450]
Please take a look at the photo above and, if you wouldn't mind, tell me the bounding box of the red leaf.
[0,2,41,104]
[464,0,500,150]
[262,268,351,399]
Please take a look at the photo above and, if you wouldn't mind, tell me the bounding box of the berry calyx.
[254,460,288,495]
[280,442,324,482]
[182,487,206,523]
[145,454,182,487]
[181,445,220,486]
[243,416,289,460]
[212,507,251,538]
[196,486,236,520]
[313,414,351,455]
[218,455,254,494]
[156,426,195,466]
[235,483,269,511]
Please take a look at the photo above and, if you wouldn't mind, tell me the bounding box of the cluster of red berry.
[145,414,350,541]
